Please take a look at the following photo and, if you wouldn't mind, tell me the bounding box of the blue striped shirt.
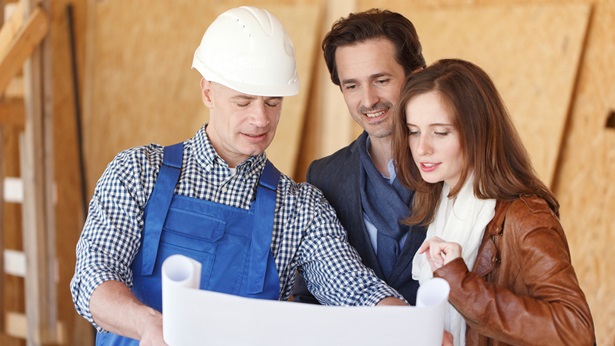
[70,125,403,331]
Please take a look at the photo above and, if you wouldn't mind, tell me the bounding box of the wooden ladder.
[0,0,59,344]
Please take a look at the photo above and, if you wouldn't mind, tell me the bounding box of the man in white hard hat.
[70,6,406,345]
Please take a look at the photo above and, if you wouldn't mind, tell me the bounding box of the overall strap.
[247,160,281,294]
[141,142,184,276]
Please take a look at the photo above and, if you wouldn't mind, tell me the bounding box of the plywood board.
[359,1,589,188]
[84,1,321,188]
[551,1,615,344]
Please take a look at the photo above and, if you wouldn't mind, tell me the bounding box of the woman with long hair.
[393,59,594,345]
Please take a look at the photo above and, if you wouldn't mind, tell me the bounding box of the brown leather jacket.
[434,195,594,345]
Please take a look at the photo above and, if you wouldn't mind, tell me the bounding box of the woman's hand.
[418,237,462,272]
[442,330,454,346]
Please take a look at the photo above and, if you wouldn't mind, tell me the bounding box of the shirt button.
[221,186,227,192]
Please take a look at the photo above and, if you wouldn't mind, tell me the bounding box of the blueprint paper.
[162,254,449,346]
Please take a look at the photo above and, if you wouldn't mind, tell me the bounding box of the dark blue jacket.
[292,132,424,305]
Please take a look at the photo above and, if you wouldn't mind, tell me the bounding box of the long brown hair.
[322,8,425,86]
[393,59,559,225]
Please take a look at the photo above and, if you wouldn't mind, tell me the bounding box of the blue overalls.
[96,143,281,345]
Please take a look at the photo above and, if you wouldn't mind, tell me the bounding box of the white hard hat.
[192,6,299,97]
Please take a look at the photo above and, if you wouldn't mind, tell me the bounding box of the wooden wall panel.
[360,1,589,188]
[75,0,615,345]
[83,0,322,187]
[357,1,609,344]
[295,0,360,181]
[551,1,615,345]
[302,1,613,344]
[83,0,210,193]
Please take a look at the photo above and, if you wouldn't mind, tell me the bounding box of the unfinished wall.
[83,0,322,191]
[550,0,615,342]
[40,0,614,344]
[304,1,612,344]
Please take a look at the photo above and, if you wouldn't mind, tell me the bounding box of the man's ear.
[200,79,214,107]
[410,66,425,75]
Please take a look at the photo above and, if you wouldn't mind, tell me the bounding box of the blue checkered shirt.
[71,125,403,330]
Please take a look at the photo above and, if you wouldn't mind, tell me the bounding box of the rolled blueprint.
[161,254,202,343]
[162,254,449,346]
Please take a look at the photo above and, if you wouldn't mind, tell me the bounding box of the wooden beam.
[6,311,65,342]
[3,249,26,276]
[20,0,56,342]
[0,97,25,128]
[5,76,24,98]
[0,1,24,55]
[0,4,48,95]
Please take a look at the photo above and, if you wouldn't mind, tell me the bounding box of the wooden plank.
[4,76,24,98]
[4,249,26,277]
[5,311,64,342]
[20,0,56,342]
[5,311,26,339]
[0,97,24,128]
[3,176,22,202]
[0,5,48,95]
[0,0,23,56]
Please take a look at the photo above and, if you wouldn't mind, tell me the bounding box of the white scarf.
[412,174,496,346]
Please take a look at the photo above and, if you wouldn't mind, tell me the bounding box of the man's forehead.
[340,72,393,84]
[213,82,282,100]
[335,40,404,83]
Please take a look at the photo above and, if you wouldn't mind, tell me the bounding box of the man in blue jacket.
[293,9,428,306]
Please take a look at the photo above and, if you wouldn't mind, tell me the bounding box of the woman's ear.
[200,79,214,108]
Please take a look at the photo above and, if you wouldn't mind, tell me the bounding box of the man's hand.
[137,307,166,346]
[375,297,408,306]
[90,281,167,345]
[139,315,166,346]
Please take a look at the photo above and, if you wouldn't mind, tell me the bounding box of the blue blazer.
[292,132,425,305]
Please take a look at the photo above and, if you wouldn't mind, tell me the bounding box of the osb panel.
[295,0,358,181]
[552,1,615,345]
[360,1,589,188]
[83,0,213,193]
[366,1,611,344]
[84,1,321,189]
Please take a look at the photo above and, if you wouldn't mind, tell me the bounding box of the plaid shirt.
[71,125,403,330]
